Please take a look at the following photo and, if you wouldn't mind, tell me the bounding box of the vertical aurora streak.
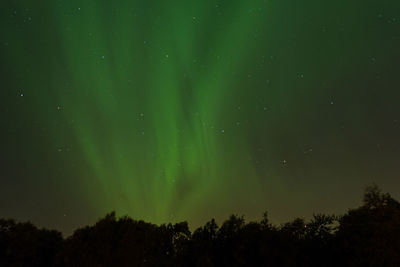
[51,0,266,223]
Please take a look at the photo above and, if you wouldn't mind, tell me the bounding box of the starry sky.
[1,0,400,235]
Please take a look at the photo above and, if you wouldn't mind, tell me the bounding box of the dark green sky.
[1,0,400,235]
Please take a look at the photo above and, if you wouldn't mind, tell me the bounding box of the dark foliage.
[1,185,400,266]
[0,219,62,267]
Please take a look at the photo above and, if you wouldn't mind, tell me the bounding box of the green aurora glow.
[1,0,400,234]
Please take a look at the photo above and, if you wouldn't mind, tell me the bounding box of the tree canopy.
[1,184,400,267]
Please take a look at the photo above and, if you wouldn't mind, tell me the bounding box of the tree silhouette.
[335,185,400,267]
[0,218,62,267]
[1,184,400,266]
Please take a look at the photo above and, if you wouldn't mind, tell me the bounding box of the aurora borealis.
[1,0,400,235]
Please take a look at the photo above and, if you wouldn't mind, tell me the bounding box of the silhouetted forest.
[1,184,400,266]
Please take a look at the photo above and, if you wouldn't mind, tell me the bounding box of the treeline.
[1,184,400,266]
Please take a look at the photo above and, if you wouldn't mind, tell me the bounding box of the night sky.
[1,0,400,235]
